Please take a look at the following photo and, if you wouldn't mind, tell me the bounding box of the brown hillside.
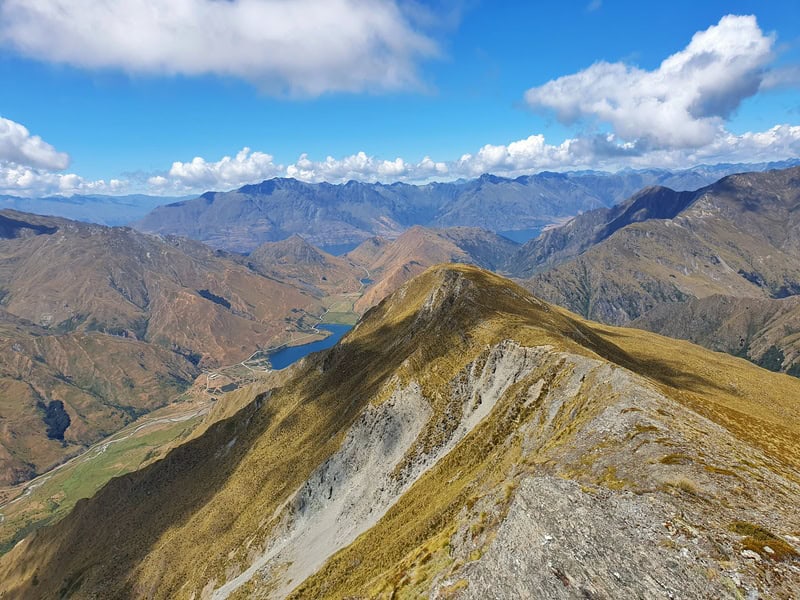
[1,265,797,599]
[0,211,323,486]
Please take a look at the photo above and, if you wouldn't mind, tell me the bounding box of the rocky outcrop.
[2,265,799,600]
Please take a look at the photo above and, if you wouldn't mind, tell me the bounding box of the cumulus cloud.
[151,148,282,191]
[142,122,800,193]
[525,15,775,148]
[150,148,449,192]
[6,122,800,197]
[0,116,121,196]
[4,11,799,197]
[0,116,70,170]
[286,151,447,183]
[0,0,437,95]
[0,163,124,196]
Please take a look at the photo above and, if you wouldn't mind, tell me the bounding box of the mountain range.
[1,265,797,598]
[0,210,325,486]
[241,166,800,376]
[0,194,191,227]
[237,164,800,377]
[133,160,800,253]
[513,167,800,373]
[1,162,800,598]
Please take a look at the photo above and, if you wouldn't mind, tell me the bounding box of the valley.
[0,397,208,553]
[2,165,800,598]
[1,265,798,599]
[4,6,800,598]
[0,227,370,553]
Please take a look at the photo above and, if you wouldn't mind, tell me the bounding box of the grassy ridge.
[1,265,799,599]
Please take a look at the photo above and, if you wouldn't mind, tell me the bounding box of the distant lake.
[268,324,352,370]
[320,242,360,256]
[498,228,543,243]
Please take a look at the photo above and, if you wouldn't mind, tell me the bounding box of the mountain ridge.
[1,264,798,598]
[133,161,800,252]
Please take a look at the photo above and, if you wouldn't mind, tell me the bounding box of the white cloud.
[647,124,800,167]
[0,116,69,170]
[0,116,121,196]
[151,147,282,191]
[0,163,124,196]
[153,149,450,191]
[286,151,446,183]
[3,11,799,198]
[0,0,437,95]
[5,122,800,197]
[141,122,800,194]
[525,15,775,149]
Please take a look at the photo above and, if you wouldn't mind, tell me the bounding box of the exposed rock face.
[448,476,736,599]
[213,383,433,598]
[1,266,798,600]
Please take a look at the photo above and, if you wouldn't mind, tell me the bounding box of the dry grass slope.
[0,265,798,599]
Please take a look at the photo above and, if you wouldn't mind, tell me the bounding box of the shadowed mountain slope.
[511,185,699,278]
[631,294,800,376]
[1,265,798,599]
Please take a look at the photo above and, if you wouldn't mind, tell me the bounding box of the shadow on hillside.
[1,289,490,599]
[572,323,731,397]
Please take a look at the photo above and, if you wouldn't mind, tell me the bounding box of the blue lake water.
[498,228,543,244]
[268,324,352,370]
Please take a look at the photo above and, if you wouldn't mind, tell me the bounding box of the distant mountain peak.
[250,234,332,267]
[477,173,507,184]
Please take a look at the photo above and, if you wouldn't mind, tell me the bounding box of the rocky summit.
[2,265,798,599]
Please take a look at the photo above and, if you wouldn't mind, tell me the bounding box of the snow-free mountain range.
[0,160,799,599]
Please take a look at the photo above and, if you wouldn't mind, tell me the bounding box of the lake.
[498,227,543,243]
[268,324,352,370]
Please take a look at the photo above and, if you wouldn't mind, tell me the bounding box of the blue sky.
[1,0,799,196]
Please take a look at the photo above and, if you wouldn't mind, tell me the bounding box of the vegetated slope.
[2,265,798,599]
[518,167,800,372]
[0,210,322,485]
[511,185,699,278]
[0,311,195,486]
[132,162,796,253]
[631,294,800,376]
[247,235,364,297]
[346,225,518,312]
